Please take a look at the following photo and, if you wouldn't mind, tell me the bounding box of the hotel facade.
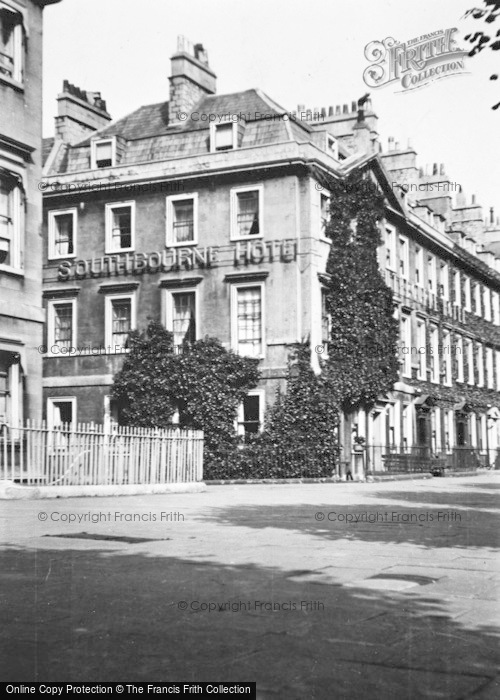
[41,38,500,472]
[0,0,61,427]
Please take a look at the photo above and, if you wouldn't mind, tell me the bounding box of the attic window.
[91,139,115,169]
[327,136,338,158]
[211,120,237,152]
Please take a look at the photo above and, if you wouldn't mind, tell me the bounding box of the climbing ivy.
[322,170,400,412]
[112,321,261,459]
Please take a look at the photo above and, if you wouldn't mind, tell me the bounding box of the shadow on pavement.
[0,543,498,699]
[203,483,500,551]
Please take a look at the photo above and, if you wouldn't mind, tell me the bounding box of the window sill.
[0,74,24,92]
[105,247,135,255]
[48,254,76,262]
[230,234,264,243]
[165,239,198,248]
[0,265,24,278]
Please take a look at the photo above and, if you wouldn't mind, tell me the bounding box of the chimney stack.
[168,36,216,126]
[55,80,111,144]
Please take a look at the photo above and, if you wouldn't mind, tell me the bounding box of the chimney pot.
[343,104,349,113]
[328,106,334,116]
[55,80,111,144]
[169,38,216,125]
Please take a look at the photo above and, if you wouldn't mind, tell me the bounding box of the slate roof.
[42,137,55,167]
[45,89,325,176]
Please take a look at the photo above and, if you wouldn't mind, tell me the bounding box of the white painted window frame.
[385,224,396,272]
[47,396,77,429]
[414,246,424,288]
[166,192,198,247]
[456,335,464,383]
[236,389,265,437]
[164,287,199,345]
[465,338,474,385]
[442,329,452,386]
[230,281,265,359]
[416,319,426,380]
[230,184,264,242]
[47,298,77,356]
[48,208,77,260]
[0,175,23,273]
[104,292,136,352]
[429,324,439,384]
[210,118,238,152]
[399,235,409,280]
[105,201,135,254]
[91,138,116,169]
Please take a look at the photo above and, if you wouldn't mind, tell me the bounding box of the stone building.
[304,103,500,472]
[41,37,500,473]
[0,0,61,426]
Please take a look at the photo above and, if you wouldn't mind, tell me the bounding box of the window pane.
[112,299,131,348]
[52,401,73,427]
[320,195,330,232]
[54,214,74,256]
[96,142,113,167]
[321,289,330,344]
[54,303,73,349]
[241,395,260,435]
[237,191,259,237]
[172,292,196,345]
[173,199,194,243]
[0,181,12,266]
[0,12,15,77]
[215,123,234,150]
[112,206,132,249]
[237,287,262,356]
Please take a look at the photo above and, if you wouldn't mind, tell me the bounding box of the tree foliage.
[262,342,340,454]
[322,171,400,412]
[464,0,500,109]
[112,321,260,455]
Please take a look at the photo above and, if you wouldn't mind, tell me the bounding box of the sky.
[42,0,500,215]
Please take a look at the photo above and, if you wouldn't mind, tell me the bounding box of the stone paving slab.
[0,474,499,698]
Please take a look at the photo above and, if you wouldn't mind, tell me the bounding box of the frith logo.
[363,28,468,92]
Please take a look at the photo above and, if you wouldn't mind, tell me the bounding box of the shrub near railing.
[204,444,339,480]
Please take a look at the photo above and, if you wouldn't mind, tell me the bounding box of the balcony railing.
[384,270,465,322]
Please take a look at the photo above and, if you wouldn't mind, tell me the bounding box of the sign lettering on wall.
[57,239,298,281]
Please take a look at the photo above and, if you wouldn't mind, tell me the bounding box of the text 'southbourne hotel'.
[40,36,500,474]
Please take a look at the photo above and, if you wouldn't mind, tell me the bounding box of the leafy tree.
[112,321,260,456]
[464,0,500,109]
[112,321,178,428]
[322,171,399,412]
[263,342,340,454]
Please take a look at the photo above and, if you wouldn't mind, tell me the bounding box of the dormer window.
[327,136,338,159]
[91,138,115,169]
[210,119,237,152]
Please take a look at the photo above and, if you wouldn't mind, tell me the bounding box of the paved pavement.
[1,474,499,699]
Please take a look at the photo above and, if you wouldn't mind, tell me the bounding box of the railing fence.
[0,421,203,486]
